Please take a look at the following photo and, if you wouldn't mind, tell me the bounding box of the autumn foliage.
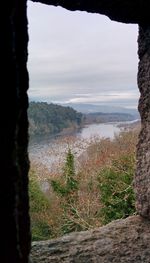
[29,127,139,240]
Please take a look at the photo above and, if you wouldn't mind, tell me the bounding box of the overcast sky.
[27,1,139,109]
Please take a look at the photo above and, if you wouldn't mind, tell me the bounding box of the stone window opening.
[1,1,150,262]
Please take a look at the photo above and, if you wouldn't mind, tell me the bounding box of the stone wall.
[1,0,150,262]
[0,1,30,262]
[31,216,150,263]
[134,25,150,218]
[32,0,150,24]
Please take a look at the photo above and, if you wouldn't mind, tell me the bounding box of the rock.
[2,0,150,262]
[134,25,150,218]
[31,215,150,262]
[31,0,150,24]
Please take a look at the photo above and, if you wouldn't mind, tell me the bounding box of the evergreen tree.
[63,148,78,192]
[51,148,79,234]
[51,148,78,197]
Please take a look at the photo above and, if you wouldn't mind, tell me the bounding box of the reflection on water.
[76,122,120,140]
[29,121,137,173]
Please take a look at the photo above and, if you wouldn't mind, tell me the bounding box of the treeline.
[28,101,137,137]
[84,112,136,124]
[28,101,83,137]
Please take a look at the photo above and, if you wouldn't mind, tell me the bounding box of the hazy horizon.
[27,2,139,110]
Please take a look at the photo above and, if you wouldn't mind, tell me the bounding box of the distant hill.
[62,103,139,118]
[28,101,140,138]
[28,102,83,137]
[84,112,137,124]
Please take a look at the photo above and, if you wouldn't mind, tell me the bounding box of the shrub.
[29,128,138,239]
[29,171,52,241]
[51,148,79,234]
[97,154,136,224]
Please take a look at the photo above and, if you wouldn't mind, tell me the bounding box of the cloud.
[27,2,139,108]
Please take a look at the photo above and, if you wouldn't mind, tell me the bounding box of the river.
[29,121,138,173]
[76,122,120,139]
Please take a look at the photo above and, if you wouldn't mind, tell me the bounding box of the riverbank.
[117,119,141,130]
[29,126,138,241]
[29,120,140,175]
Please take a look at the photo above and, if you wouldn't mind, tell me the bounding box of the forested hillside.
[84,112,136,124]
[28,102,83,136]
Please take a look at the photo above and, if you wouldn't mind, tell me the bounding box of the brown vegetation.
[29,125,140,240]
